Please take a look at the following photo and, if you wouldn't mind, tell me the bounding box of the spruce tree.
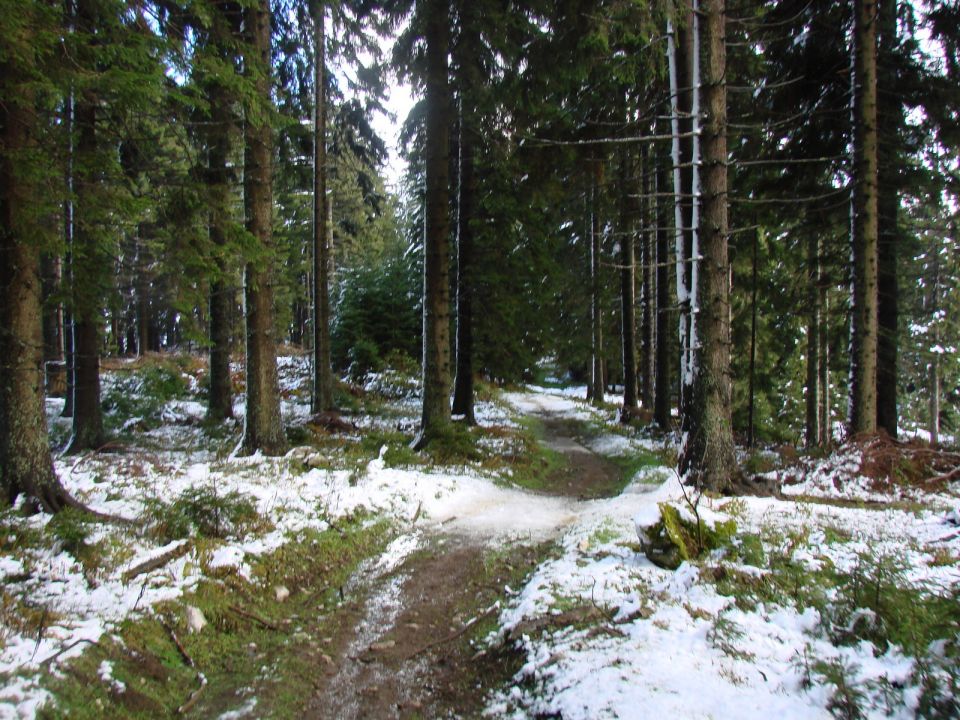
[414,0,454,449]
[0,1,75,510]
[312,0,336,413]
[849,0,880,435]
[240,0,287,456]
[674,0,739,491]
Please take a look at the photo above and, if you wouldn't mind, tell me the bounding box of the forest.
[1,0,959,718]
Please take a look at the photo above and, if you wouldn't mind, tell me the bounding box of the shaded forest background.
[1,0,959,508]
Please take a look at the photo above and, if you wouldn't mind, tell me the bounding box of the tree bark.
[640,144,655,410]
[206,67,236,422]
[0,12,76,511]
[927,249,940,446]
[654,151,673,429]
[876,0,899,437]
[849,0,879,435]
[66,0,106,454]
[819,287,831,445]
[670,2,697,413]
[681,0,738,492]
[414,0,453,448]
[312,0,335,413]
[240,0,286,456]
[590,159,605,407]
[41,254,64,363]
[452,0,479,424]
[61,72,76,419]
[618,144,638,413]
[748,226,759,448]
[805,233,820,447]
[135,238,151,356]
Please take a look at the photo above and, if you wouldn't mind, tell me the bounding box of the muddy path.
[303,413,622,719]
[304,535,545,719]
[537,416,625,499]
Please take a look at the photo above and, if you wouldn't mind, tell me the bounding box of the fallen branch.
[404,602,500,660]
[178,672,207,715]
[122,541,192,582]
[229,605,281,631]
[37,638,101,669]
[926,466,960,486]
[161,619,195,668]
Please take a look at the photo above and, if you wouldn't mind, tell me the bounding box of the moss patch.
[38,514,394,719]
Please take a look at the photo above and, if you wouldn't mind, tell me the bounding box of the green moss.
[47,507,92,558]
[607,447,666,486]
[643,503,738,570]
[422,423,483,464]
[39,515,394,719]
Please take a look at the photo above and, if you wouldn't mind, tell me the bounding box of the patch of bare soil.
[538,417,625,499]
[302,417,622,718]
[305,536,543,719]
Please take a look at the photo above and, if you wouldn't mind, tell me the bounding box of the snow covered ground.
[1,359,958,718]
[482,414,960,718]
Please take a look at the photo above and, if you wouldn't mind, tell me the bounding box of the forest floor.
[300,403,624,720]
[1,353,959,719]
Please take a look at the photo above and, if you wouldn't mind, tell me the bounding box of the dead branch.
[404,602,500,660]
[122,542,192,582]
[37,638,101,668]
[161,619,195,668]
[178,672,207,715]
[229,605,282,631]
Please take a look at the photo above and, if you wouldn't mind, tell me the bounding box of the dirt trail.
[304,412,621,719]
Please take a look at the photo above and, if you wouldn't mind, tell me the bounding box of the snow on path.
[0,384,654,718]
[482,393,960,720]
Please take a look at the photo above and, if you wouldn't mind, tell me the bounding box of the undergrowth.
[102,362,192,432]
[144,488,268,543]
[38,513,394,719]
[707,524,960,718]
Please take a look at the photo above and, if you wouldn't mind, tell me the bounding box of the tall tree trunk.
[805,233,820,446]
[0,13,76,511]
[240,0,286,456]
[67,0,106,454]
[928,358,939,447]
[61,70,76,419]
[312,0,335,413]
[849,0,879,435]
[414,0,453,448]
[682,0,737,492]
[669,2,698,415]
[654,151,673,429]
[452,0,479,425]
[135,227,152,356]
[41,254,64,363]
[450,111,476,423]
[640,144,655,410]
[876,0,899,437]
[819,285,831,445]
[590,159,605,407]
[207,77,235,422]
[619,144,638,413]
[748,226,759,448]
[927,250,940,446]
